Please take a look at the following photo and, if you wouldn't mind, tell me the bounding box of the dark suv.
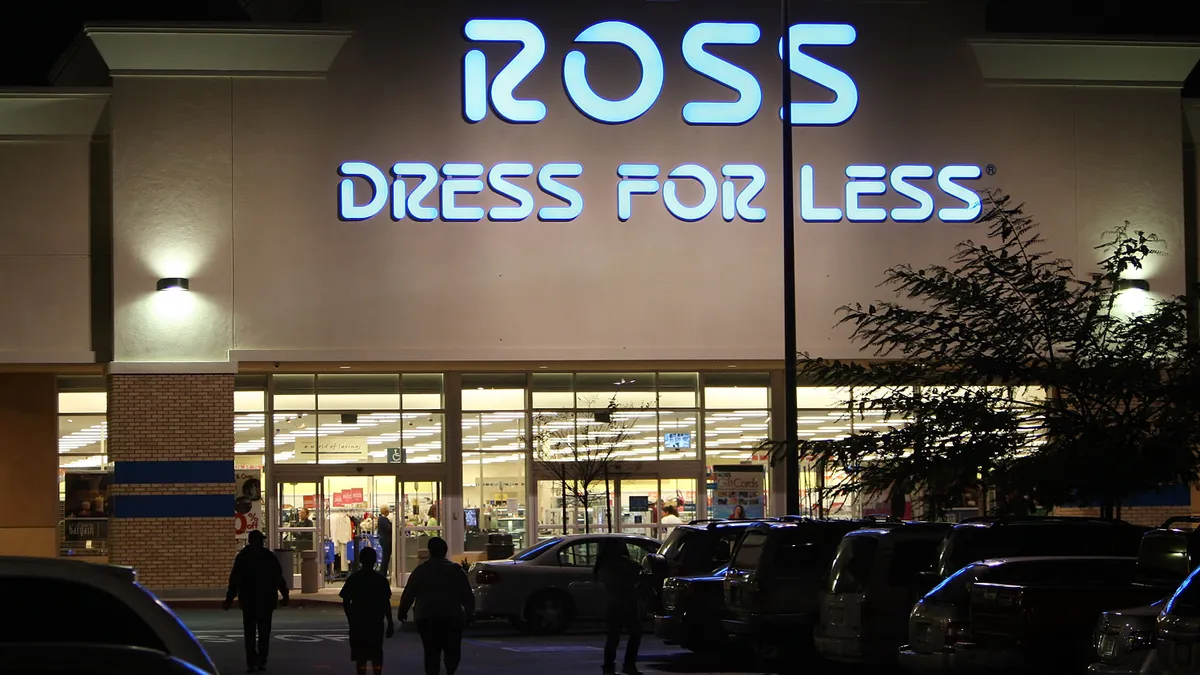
[721,519,890,659]
[926,516,1149,587]
[1090,517,1200,674]
[650,520,778,651]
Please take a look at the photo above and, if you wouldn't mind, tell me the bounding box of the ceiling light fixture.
[156,277,190,292]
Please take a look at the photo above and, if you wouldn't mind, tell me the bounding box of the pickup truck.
[967,574,1165,671]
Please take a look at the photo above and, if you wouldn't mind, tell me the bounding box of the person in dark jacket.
[377,506,393,580]
[224,530,290,672]
[594,540,645,675]
[398,537,474,675]
[340,547,394,675]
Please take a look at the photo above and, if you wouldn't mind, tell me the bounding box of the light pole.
[780,0,802,517]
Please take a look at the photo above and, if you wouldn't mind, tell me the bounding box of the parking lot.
[179,606,782,675]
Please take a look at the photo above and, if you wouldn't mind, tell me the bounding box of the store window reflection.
[462,375,528,554]
[268,374,444,465]
[57,378,109,558]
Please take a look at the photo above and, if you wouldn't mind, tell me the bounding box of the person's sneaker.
[621,667,642,675]
[601,667,617,675]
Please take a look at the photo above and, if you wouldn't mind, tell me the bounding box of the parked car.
[815,522,953,664]
[900,556,1138,672]
[0,644,210,675]
[721,518,884,660]
[926,517,1149,585]
[471,533,661,634]
[1090,517,1200,675]
[1155,563,1200,675]
[0,557,217,675]
[968,559,1157,671]
[652,519,781,651]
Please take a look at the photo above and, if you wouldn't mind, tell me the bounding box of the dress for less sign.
[338,19,983,226]
[295,436,370,461]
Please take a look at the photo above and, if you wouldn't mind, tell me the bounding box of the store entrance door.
[616,476,699,541]
[318,476,444,587]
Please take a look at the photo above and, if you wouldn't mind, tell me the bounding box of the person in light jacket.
[397,537,474,675]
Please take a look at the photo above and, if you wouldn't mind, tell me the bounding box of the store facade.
[0,0,1198,592]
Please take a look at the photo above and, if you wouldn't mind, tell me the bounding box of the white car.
[472,533,661,634]
[0,557,217,675]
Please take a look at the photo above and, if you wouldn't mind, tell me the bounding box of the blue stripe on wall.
[113,461,234,485]
[1074,484,1191,508]
[113,494,232,519]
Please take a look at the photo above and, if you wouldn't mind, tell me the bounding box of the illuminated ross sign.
[337,18,983,225]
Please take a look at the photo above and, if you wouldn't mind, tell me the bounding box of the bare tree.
[529,397,647,534]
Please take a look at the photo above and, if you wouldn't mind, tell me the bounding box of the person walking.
[340,547,394,675]
[594,539,646,675]
[224,530,290,672]
[377,506,393,580]
[397,537,474,675]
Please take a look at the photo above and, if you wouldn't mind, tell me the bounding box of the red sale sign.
[303,495,316,509]
[349,488,364,504]
[333,492,344,507]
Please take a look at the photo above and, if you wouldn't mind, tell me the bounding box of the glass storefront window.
[531,372,573,409]
[462,374,525,411]
[658,410,698,461]
[403,374,444,410]
[318,374,400,411]
[536,478,610,537]
[575,372,657,408]
[273,374,315,411]
[462,409,527,551]
[659,372,698,408]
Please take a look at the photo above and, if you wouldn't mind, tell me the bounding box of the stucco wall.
[103,1,1195,364]
[0,140,94,362]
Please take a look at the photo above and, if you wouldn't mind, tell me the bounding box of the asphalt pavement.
[177,607,772,675]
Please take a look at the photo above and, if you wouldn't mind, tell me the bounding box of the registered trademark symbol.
[986,164,997,175]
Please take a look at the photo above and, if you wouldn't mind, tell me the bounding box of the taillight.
[945,620,968,645]
[476,569,501,584]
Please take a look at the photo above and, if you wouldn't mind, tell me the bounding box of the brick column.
[107,373,234,594]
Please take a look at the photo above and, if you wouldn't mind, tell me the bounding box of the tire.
[522,591,572,635]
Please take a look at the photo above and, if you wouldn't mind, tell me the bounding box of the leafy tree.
[530,398,644,533]
[794,190,1200,519]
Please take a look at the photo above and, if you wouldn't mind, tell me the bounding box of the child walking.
[340,547,394,675]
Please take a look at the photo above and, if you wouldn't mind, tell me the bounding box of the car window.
[828,536,879,593]
[1139,532,1194,584]
[515,538,562,561]
[558,541,599,567]
[657,528,692,560]
[5,577,166,652]
[733,530,769,571]
[887,539,943,587]
[626,541,657,563]
[772,531,827,578]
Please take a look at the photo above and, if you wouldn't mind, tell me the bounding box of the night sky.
[0,0,1196,92]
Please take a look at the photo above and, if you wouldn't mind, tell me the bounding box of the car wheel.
[523,592,572,635]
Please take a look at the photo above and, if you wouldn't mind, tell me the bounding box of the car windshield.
[514,538,562,561]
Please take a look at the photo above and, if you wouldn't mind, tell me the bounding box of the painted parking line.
[499,645,602,653]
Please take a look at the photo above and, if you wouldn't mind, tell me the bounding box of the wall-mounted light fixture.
[1116,278,1150,293]
[156,277,190,292]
